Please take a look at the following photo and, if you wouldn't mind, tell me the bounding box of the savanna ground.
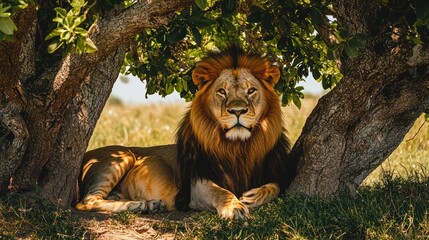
[1,95,429,239]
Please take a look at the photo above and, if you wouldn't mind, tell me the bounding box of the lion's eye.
[217,88,226,96]
[247,87,257,95]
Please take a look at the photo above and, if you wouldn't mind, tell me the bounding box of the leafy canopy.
[3,0,429,108]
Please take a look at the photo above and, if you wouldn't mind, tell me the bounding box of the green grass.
[0,193,86,239]
[166,172,429,239]
[2,97,429,239]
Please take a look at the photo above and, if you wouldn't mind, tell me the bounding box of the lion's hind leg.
[239,183,280,209]
[76,146,155,213]
[75,197,165,213]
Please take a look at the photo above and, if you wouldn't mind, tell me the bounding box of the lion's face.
[188,45,283,158]
[210,68,267,141]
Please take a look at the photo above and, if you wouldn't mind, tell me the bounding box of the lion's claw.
[240,183,280,209]
[217,199,250,219]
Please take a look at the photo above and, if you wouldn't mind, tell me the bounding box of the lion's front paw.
[239,183,280,209]
[147,199,166,213]
[127,199,166,213]
[217,198,250,219]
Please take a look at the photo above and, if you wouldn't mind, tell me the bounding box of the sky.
[110,74,325,104]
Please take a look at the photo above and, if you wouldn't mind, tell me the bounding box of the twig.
[406,118,428,142]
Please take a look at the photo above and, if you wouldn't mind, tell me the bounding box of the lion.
[75,45,297,219]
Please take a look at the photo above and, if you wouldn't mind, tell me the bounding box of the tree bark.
[38,46,126,206]
[0,0,192,206]
[289,0,429,196]
[0,5,37,192]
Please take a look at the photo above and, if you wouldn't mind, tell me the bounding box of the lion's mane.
[174,45,297,210]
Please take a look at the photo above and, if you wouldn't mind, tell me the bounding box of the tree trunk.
[0,0,192,206]
[0,5,37,192]
[289,64,429,196]
[38,46,126,206]
[288,0,429,196]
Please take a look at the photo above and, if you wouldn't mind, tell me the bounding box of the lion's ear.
[192,65,211,89]
[262,65,280,86]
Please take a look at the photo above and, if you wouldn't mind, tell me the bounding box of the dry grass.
[88,103,188,149]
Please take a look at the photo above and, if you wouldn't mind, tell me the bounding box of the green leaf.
[292,94,301,109]
[174,80,183,92]
[60,31,71,41]
[344,42,359,58]
[221,0,237,16]
[190,27,202,46]
[167,26,187,43]
[261,13,274,31]
[311,68,321,80]
[72,17,84,29]
[54,7,67,18]
[321,75,331,89]
[188,16,216,28]
[17,0,28,9]
[349,35,366,50]
[247,6,263,23]
[165,83,174,94]
[224,20,236,32]
[182,78,188,91]
[74,27,87,36]
[0,12,11,18]
[0,4,11,15]
[45,28,66,40]
[309,8,324,25]
[277,36,288,50]
[85,37,98,53]
[52,17,64,24]
[0,31,14,41]
[70,0,85,9]
[76,36,85,52]
[47,39,64,53]
[281,93,290,107]
[295,86,304,91]
[0,17,16,35]
[195,0,208,10]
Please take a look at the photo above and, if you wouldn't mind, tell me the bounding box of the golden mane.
[189,46,282,162]
[192,46,281,89]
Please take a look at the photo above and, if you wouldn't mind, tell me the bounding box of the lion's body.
[76,145,178,213]
[76,45,297,218]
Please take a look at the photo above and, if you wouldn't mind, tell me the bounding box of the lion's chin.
[224,127,252,141]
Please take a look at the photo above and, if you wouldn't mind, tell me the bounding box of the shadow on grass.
[1,171,428,239]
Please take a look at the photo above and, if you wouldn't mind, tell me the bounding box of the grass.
[165,172,429,239]
[1,96,429,239]
[0,192,86,239]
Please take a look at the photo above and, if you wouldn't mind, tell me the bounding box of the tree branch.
[309,0,338,47]
[48,0,193,114]
[332,0,384,35]
[88,0,193,62]
[312,15,339,47]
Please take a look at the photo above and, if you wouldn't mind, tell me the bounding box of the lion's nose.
[227,108,248,117]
